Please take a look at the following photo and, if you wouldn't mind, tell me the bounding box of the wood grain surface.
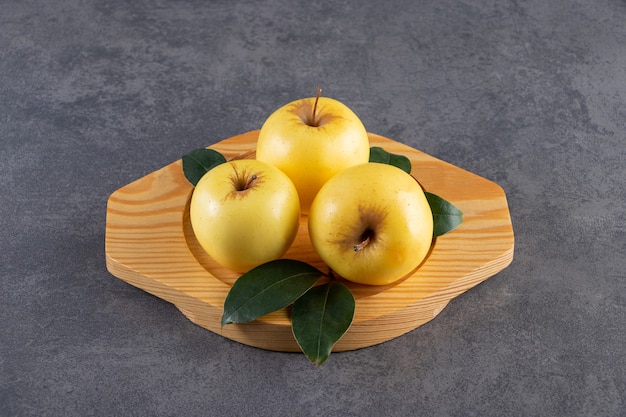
[105,131,514,352]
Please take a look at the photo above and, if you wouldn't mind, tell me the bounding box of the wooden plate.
[105,131,514,352]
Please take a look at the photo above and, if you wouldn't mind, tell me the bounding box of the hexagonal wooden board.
[105,131,514,352]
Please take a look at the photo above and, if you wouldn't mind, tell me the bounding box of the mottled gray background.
[1,1,625,416]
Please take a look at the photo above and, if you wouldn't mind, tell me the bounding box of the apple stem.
[353,234,371,252]
[244,174,258,190]
[310,86,323,126]
[231,164,258,191]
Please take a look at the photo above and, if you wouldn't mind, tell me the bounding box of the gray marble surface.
[2,1,625,416]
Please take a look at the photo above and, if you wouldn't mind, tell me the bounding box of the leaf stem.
[328,268,336,281]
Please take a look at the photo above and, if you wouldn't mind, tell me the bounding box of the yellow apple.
[308,163,434,286]
[189,159,300,272]
[256,94,370,213]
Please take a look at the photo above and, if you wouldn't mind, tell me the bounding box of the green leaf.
[292,281,355,366]
[369,146,412,174]
[425,192,463,237]
[182,148,227,186]
[221,259,323,326]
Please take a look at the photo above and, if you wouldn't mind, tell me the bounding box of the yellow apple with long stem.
[256,88,370,213]
[308,163,434,286]
[189,159,300,272]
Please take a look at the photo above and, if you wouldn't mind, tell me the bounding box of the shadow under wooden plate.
[105,131,514,352]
